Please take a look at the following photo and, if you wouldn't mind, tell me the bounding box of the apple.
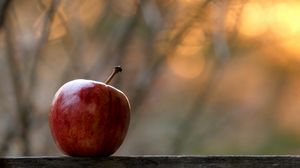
[49,66,130,156]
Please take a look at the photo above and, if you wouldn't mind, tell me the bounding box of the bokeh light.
[2,0,300,156]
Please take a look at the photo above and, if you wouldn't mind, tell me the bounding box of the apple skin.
[49,79,130,156]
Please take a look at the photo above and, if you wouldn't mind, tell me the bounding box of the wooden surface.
[1,155,300,168]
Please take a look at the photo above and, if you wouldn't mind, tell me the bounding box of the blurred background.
[0,0,300,156]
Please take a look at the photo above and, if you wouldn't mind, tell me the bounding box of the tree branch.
[3,0,60,155]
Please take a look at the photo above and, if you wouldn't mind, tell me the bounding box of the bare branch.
[171,63,225,154]
[3,0,60,155]
[4,17,29,154]
[171,0,230,154]
[0,116,15,156]
[130,0,213,128]
[0,0,10,28]
[28,0,60,91]
[84,2,142,81]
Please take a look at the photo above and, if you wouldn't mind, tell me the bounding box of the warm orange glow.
[48,10,68,40]
[239,2,267,37]
[270,3,300,56]
[35,1,69,40]
[271,3,300,38]
[167,27,206,79]
[40,1,105,40]
[237,1,300,57]
[167,48,205,79]
[239,1,300,37]
[79,0,104,27]
[179,0,203,5]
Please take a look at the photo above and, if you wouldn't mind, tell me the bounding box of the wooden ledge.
[1,155,300,168]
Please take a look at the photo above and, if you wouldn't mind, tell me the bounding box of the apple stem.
[105,66,123,84]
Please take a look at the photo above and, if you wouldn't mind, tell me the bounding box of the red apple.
[49,66,130,156]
